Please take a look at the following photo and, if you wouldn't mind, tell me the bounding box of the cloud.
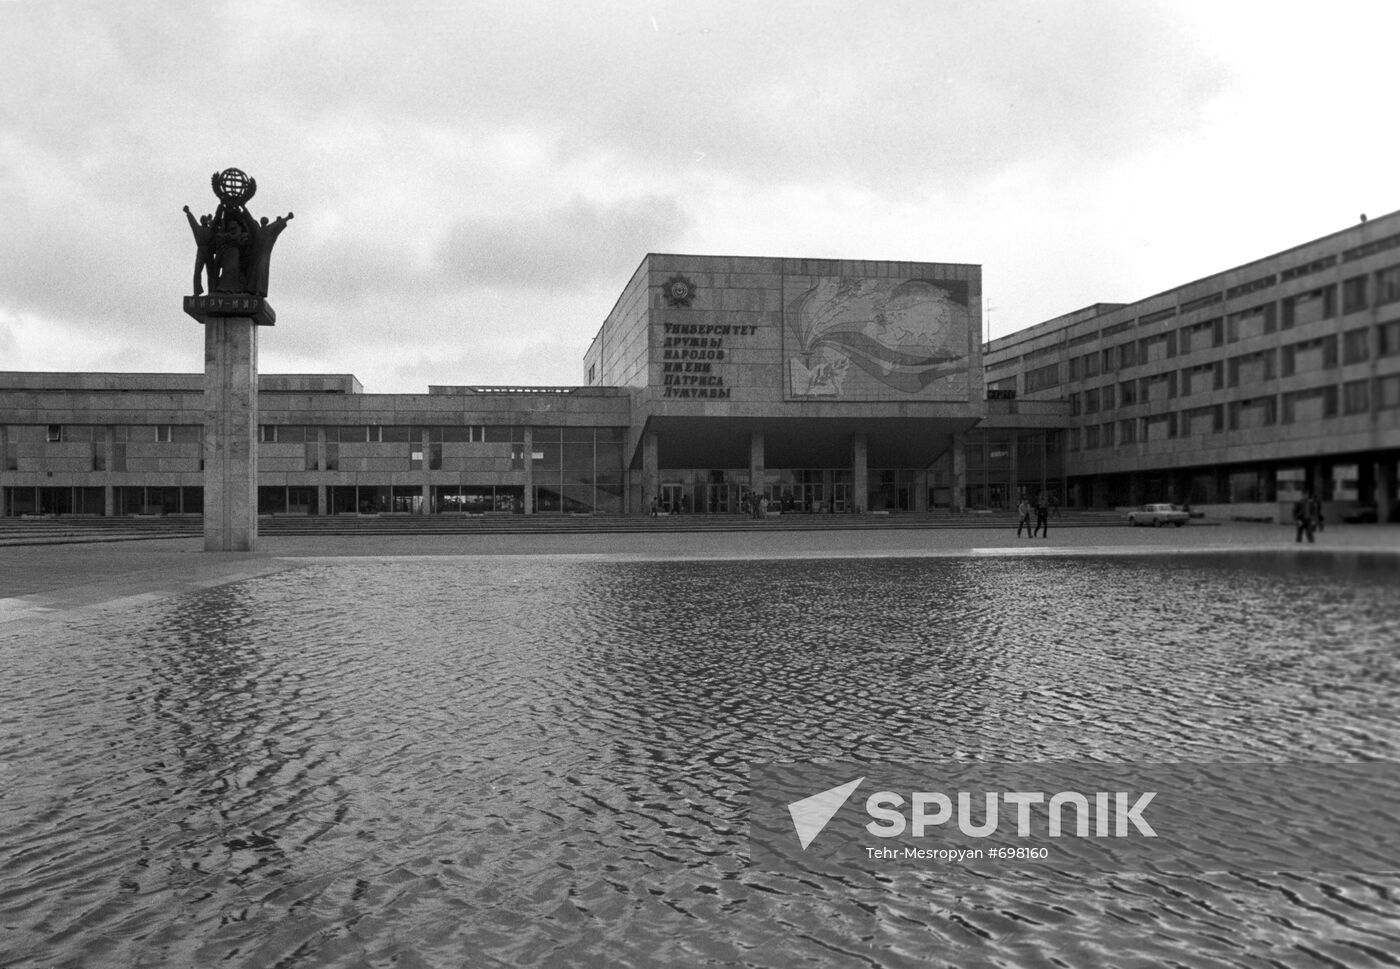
[434,195,692,290]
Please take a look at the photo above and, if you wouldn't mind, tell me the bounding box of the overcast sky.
[3,1,1397,393]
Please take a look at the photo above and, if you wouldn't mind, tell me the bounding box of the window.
[1379,375,1400,410]
[588,364,596,384]
[47,424,62,442]
[1380,320,1400,357]
[1119,419,1137,444]
[1227,304,1275,341]
[1344,375,1366,414]
[1228,350,1275,387]
[1026,362,1061,393]
[1343,379,1370,414]
[1143,413,1176,442]
[1179,318,1221,353]
[1084,425,1099,449]
[1120,380,1138,405]
[1281,286,1335,328]
[1342,275,1368,314]
[1118,342,1137,368]
[1084,389,1099,414]
[1138,333,1174,364]
[1068,392,1081,416]
[1102,384,1115,410]
[155,425,173,443]
[1377,266,1400,306]
[1101,422,1114,448]
[432,426,485,443]
[1282,387,1337,423]
[1182,405,1222,437]
[1343,328,1370,364]
[1229,397,1277,429]
[1182,362,1221,396]
[1282,336,1338,376]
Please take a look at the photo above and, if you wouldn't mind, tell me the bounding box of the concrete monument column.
[201,316,260,550]
[641,431,659,514]
[183,167,291,552]
[851,432,868,513]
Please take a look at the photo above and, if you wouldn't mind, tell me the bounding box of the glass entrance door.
[831,481,850,512]
[792,482,824,512]
[706,483,730,513]
[660,483,684,514]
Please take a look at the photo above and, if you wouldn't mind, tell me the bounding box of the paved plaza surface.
[2,522,1395,622]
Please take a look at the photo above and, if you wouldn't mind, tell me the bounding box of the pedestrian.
[649,495,658,518]
[1033,493,1049,538]
[1016,497,1033,538]
[1294,491,1319,543]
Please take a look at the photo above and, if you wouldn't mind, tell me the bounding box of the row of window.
[5,424,629,446]
[1070,375,1400,450]
[11,424,202,444]
[1067,306,1400,380]
[1065,322,1400,414]
[1007,270,1400,392]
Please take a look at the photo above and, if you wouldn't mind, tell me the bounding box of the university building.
[2,212,1398,522]
[979,209,1400,523]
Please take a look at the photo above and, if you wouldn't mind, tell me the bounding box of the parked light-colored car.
[1127,503,1190,527]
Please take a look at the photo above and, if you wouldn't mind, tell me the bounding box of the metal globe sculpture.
[211,167,257,205]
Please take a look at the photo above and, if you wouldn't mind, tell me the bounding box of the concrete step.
[0,510,1131,544]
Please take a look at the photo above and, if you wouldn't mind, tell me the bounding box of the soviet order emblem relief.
[182,168,292,326]
[663,274,697,308]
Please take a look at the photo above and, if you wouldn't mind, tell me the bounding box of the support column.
[642,431,659,514]
[1379,454,1397,525]
[522,427,534,514]
[316,427,327,516]
[914,469,929,512]
[749,429,765,501]
[951,434,967,514]
[202,317,259,551]
[102,425,115,517]
[1008,430,1020,502]
[420,428,431,515]
[851,432,868,513]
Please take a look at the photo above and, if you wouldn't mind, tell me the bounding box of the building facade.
[981,209,1400,523]
[3,255,983,518]
[3,215,1397,523]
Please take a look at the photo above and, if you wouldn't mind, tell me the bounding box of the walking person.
[1294,491,1320,543]
[1033,493,1049,538]
[1016,497,1033,538]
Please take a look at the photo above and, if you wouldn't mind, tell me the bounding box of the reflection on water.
[1,554,1397,967]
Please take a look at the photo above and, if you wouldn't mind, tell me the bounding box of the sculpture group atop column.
[183,168,292,297]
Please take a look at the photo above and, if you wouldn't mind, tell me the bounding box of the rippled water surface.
[3,553,1398,968]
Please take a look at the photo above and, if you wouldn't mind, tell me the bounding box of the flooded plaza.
[2,547,1399,968]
